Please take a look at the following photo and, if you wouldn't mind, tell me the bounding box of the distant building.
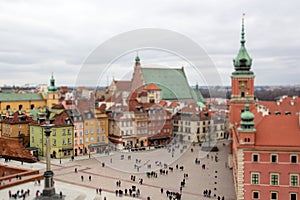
[0,74,59,113]
[0,111,33,147]
[229,17,300,200]
[172,102,212,143]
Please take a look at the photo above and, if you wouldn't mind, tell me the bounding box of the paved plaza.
[0,140,235,200]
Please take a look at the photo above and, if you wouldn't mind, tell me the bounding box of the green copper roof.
[135,55,140,62]
[241,103,254,120]
[239,103,255,131]
[0,93,43,102]
[141,68,199,101]
[193,83,205,103]
[233,16,252,72]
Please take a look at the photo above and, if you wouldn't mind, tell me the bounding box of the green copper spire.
[135,55,140,62]
[233,14,253,73]
[48,73,57,92]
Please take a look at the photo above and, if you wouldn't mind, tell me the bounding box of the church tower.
[46,73,59,108]
[230,16,255,124]
[131,55,145,92]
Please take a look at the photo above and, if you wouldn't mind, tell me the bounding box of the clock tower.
[230,16,255,124]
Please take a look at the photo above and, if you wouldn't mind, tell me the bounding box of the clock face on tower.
[239,81,247,89]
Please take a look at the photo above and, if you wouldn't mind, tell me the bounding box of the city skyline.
[0,0,299,87]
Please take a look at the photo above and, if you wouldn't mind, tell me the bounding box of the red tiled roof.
[259,96,300,115]
[169,102,179,108]
[159,101,167,107]
[144,83,161,91]
[2,111,33,124]
[255,115,300,147]
[0,138,36,163]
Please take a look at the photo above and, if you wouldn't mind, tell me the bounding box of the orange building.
[230,17,300,200]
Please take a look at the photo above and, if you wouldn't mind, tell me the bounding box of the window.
[52,129,56,136]
[290,193,297,200]
[68,138,71,144]
[85,138,89,142]
[270,173,279,185]
[252,191,259,199]
[32,136,34,143]
[251,173,259,185]
[290,174,299,186]
[252,154,259,162]
[67,129,71,135]
[52,139,56,146]
[62,138,66,145]
[80,139,83,145]
[18,124,21,128]
[271,192,278,200]
[271,154,278,163]
[291,155,298,163]
[62,129,66,136]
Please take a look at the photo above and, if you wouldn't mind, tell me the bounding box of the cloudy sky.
[0,0,299,87]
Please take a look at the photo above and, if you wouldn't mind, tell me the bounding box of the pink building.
[66,109,84,156]
[230,17,300,200]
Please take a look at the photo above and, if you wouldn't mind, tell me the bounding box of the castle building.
[230,17,300,200]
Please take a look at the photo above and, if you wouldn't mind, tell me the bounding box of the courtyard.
[0,140,235,200]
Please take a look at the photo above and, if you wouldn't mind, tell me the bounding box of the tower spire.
[241,13,245,46]
[135,52,141,67]
[233,13,252,73]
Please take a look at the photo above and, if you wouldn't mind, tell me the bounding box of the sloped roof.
[2,111,33,124]
[255,115,300,147]
[144,83,161,91]
[0,93,44,101]
[0,138,36,163]
[141,68,196,101]
[259,96,300,115]
[114,80,132,91]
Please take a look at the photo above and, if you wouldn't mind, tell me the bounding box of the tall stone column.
[41,121,56,197]
[37,109,64,200]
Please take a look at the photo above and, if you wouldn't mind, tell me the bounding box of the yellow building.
[83,109,109,154]
[0,74,59,114]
